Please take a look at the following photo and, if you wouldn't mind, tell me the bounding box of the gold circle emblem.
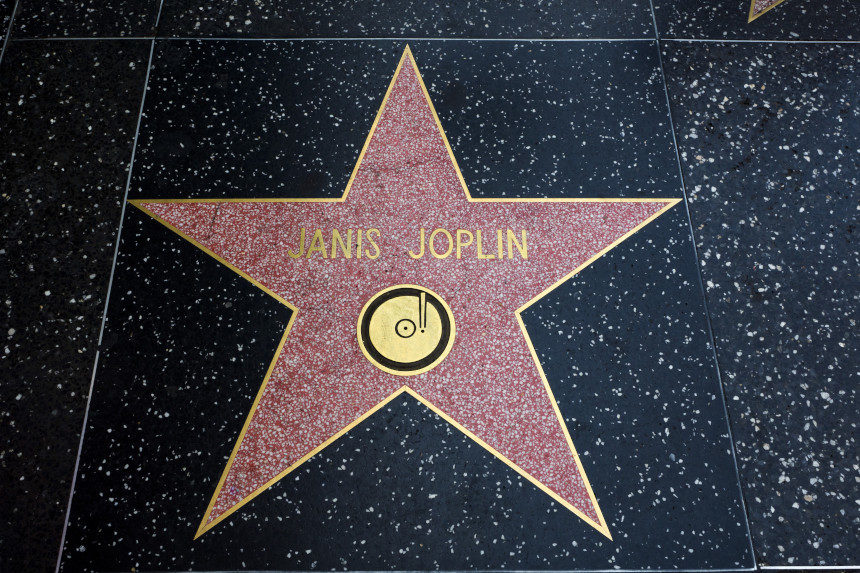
[357,285,455,376]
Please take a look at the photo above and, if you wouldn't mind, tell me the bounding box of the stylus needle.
[419,292,426,331]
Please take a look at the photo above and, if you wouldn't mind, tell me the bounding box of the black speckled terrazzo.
[156,0,654,39]
[653,0,858,40]
[0,39,150,572]
[59,203,754,572]
[131,40,679,200]
[3,0,858,569]
[662,41,858,567]
[12,0,160,38]
[56,40,755,571]
[0,0,14,45]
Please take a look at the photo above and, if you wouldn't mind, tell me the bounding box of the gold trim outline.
[129,45,681,542]
[748,0,788,22]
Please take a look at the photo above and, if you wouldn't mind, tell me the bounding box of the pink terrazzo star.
[133,47,678,540]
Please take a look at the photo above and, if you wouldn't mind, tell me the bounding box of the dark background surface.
[662,41,858,567]
[131,40,678,201]
[0,0,856,571]
[0,37,150,572]
[59,205,752,572]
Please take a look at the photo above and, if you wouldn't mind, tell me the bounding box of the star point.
[748,0,789,22]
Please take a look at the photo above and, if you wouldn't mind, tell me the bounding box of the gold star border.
[132,46,681,542]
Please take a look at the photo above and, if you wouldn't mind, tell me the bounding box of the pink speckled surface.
[752,0,784,18]
[141,56,673,532]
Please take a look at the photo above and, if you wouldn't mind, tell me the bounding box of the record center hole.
[395,319,416,338]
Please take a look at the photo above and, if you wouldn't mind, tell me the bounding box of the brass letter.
[429,229,453,259]
[408,228,426,259]
[365,228,381,259]
[476,229,495,260]
[288,228,306,259]
[331,229,352,258]
[306,229,328,258]
[456,229,474,259]
[507,229,528,259]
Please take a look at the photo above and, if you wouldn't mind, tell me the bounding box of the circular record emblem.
[358,285,455,376]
